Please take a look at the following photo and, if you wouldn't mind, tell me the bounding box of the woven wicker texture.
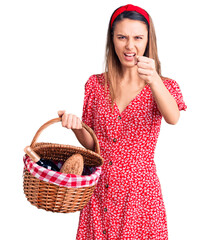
[23,117,104,213]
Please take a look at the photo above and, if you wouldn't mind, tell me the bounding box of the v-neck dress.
[76,73,187,240]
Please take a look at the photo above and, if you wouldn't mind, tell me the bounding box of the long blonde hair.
[103,8,164,113]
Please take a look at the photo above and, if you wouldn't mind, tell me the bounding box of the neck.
[120,66,145,86]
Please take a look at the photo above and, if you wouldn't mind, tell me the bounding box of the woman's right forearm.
[72,127,95,151]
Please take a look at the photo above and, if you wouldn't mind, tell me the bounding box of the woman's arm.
[58,110,95,150]
[72,128,95,151]
[149,75,180,125]
[136,56,180,124]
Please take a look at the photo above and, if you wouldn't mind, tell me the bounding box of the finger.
[137,61,150,69]
[70,115,77,129]
[72,115,80,129]
[66,114,73,129]
[58,110,65,117]
[62,113,67,127]
[137,56,151,63]
[134,55,139,65]
[78,118,83,129]
[76,117,82,129]
[73,116,79,129]
[137,67,151,75]
[76,117,80,129]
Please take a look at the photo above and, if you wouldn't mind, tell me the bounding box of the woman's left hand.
[135,56,159,85]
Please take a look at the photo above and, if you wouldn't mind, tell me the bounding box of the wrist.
[149,73,162,89]
[72,128,83,134]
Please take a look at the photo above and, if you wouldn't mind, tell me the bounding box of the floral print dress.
[76,73,187,240]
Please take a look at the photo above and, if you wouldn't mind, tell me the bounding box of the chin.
[121,62,136,68]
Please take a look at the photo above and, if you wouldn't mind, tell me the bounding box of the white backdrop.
[0,0,207,239]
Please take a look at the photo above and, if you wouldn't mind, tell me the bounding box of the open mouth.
[124,53,136,57]
[123,53,137,62]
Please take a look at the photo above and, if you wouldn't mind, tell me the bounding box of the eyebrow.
[117,34,144,36]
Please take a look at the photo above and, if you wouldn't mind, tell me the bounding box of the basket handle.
[30,117,100,154]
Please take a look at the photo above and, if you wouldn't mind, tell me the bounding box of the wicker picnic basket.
[23,117,104,213]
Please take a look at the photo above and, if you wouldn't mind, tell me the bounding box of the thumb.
[134,55,139,65]
[58,110,65,117]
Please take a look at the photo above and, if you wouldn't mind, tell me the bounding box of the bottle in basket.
[24,146,60,171]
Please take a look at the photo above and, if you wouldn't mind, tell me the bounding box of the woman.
[58,4,187,240]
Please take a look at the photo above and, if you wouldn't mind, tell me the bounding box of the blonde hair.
[103,9,165,114]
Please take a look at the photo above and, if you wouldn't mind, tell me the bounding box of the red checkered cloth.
[23,155,102,188]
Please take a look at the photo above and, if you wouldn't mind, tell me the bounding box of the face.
[113,18,148,68]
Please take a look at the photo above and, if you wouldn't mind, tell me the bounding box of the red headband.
[110,4,149,28]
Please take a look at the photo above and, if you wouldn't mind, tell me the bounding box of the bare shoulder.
[160,76,172,82]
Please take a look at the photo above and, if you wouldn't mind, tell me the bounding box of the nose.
[125,38,134,50]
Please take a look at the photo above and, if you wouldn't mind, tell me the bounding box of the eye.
[135,36,143,40]
[118,36,126,39]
